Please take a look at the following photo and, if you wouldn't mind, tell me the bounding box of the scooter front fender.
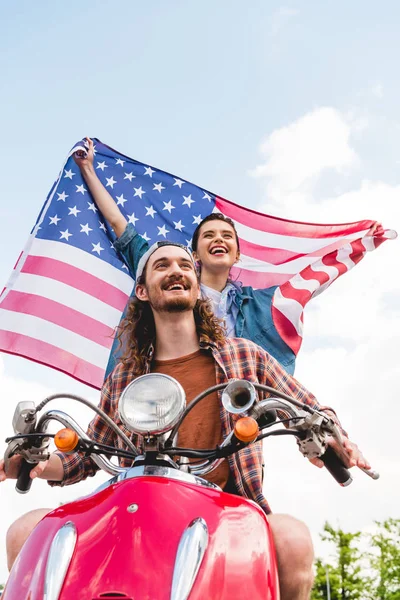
[4,475,279,599]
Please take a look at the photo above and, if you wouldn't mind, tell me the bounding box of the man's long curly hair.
[116,296,226,374]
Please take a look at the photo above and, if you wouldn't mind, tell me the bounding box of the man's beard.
[159,297,195,313]
[147,286,197,314]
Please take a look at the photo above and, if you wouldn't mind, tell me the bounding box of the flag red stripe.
[271,237,376,354]
[299,264,339,283]
[321,253,351,274]
[238,237,304,264]
[305,238,359,258]
[373,235,391,249]
[278,261,342,308]
[278,283,313,309]
[238,236,365,265]
[276,249,353,311]
[21,256,130,311]
[346,238,368,267]
[1,291,115,348]
[0,330,104,389]
[230,266,293,288]
[271,305,302,355]
[217,196,375,238]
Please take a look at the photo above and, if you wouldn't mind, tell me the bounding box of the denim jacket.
[105,224,296,378]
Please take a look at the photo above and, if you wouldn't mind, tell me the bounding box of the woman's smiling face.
[192,219,240,273]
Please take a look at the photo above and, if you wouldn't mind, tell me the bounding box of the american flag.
[0,139,395,389]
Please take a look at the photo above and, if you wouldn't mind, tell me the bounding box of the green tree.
[312,558,341,599]
[365,518,400,600]
[311,522,366,599]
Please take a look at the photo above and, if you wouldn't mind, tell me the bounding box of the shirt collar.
[144,336,218,363]
[201,280,241,298]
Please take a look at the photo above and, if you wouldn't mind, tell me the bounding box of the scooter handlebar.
[15,459,37,494]
[320,445,353,487]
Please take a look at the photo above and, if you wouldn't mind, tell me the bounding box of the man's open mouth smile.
[163,282,189,291]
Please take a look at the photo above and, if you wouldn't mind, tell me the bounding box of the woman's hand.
[73,136,95,172]
[367,221,384,236]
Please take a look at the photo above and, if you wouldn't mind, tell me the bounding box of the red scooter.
[2,375,378,599]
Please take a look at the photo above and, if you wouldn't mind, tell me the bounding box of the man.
[1,242,369,600]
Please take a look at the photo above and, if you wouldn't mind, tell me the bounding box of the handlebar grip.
[320,445,353,487]
[15,459,37,494]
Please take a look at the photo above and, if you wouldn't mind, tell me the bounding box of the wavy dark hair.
[116,296,226,374]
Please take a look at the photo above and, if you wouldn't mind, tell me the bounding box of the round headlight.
[118,373,186,435]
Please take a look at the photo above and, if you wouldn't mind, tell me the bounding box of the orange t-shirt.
[152,349,230,488]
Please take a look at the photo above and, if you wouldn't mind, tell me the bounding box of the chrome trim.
[359,466,380,480]
[189,430,235,476]
[341,476,353,487]
[119,373,186,435]
[190,457,225,476]
[38,410,125,476]
[222,379,257,414]
[36,394,138,455]
[250,398,302,421]
[170,518,209,600]
[43,521,77,600]
[93,465,221,495]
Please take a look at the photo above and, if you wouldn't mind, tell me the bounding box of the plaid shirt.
[51,337,338,514]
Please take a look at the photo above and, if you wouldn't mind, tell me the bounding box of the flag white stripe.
[0,309,109,368]
[12,273,122,328]
[310,244,358,300]
[287,275,321,294]
[238,253,323,274]
[336,244,356,270]
[29,238,133,293]
[313,277,338,299]
[234,220,370,253]
[361,236,376,252]
[310,261,340,280]
[308,261,340,300]
[272,289,304,337]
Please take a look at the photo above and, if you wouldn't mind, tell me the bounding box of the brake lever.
[359,467,380,480]
[323,420,380,481]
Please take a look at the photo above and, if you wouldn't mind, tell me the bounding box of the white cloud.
[249,108,360,206]
[280,179,398,231]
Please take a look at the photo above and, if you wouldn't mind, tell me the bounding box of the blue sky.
[2,1,400,239]
[0,1,399,584]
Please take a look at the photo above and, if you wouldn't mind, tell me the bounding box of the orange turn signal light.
[54,428,79,452]
[234,417,259,443]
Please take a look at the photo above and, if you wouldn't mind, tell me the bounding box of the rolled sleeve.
[114,223,149,277]
[47,451,98,487]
